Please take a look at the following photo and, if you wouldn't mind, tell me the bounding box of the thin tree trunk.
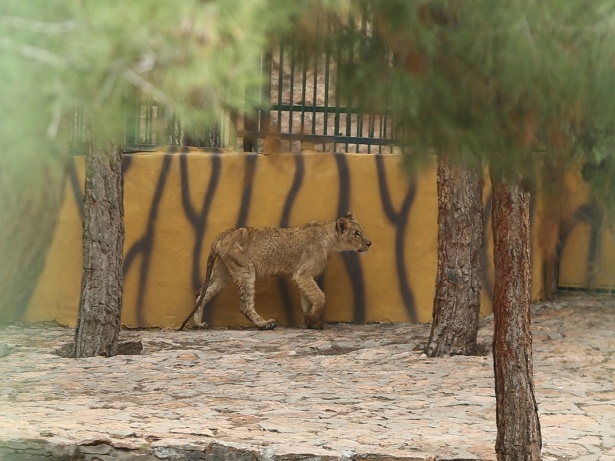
[427,155,483,357]
[74,144,125,358]
[491,173,541,460]
[0,154,68,323]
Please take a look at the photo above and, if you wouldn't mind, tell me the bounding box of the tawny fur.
[179,212,371,331]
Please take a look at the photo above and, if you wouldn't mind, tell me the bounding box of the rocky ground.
[0,295,613,460]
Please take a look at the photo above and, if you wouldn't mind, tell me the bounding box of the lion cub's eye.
[353,231,361,238]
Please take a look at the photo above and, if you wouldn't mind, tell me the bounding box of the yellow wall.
[555,169,615,290]
[24,149,613,329]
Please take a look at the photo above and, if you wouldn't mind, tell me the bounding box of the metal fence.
[121,94,230,152]
[240,47,398,154]
[71,41,399,154]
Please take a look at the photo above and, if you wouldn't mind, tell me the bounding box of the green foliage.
[0,0,290,156]
[3,0,615,183]
[0,1,75,199]
[80,0,276,144]
[302,0,615,181]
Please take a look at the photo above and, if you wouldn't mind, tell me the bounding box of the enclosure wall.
[23,150,610,328]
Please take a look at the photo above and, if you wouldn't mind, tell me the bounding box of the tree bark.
[0,153,68,323]
[74,144,125,358]
[491,173,541,460]
[427,155,483,357]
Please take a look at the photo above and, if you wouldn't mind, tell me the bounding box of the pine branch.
[0,16,80,34]
[0,35,65,66]
[122,68,173,107]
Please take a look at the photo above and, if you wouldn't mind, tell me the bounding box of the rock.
[118,339,143,355]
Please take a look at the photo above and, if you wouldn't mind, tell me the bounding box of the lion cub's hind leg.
[192,259,231,329]
[226,262,278,330]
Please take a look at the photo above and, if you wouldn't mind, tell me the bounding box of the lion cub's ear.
[336,217,350,235]
[345,211,354,220]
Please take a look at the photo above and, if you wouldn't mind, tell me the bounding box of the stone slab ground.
[0,295,613,460]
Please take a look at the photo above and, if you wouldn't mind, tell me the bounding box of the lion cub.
[180,211,371,330]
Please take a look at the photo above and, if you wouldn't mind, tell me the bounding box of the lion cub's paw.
[193,321,209,330]
[259,319,278,331]
[304,318,324,330]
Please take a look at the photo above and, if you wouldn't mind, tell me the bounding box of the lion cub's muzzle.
[358,239,372,253]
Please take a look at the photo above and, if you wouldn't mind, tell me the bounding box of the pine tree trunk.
[0,154,68,323]
[74,144,125,358]
[427,155,483,357]
[491,174,542,460]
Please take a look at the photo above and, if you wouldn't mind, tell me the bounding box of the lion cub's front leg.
[294,274,325,329]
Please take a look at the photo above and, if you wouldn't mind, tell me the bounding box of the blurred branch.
[122,68,173,107]
[0,16,80,34]
[544,9,615,36]
[46,102,62,140]
[0,35,65,66]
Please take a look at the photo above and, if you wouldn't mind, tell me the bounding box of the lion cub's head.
[335,211,371,253]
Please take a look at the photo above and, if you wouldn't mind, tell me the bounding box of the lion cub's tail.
[178,229,233,331]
